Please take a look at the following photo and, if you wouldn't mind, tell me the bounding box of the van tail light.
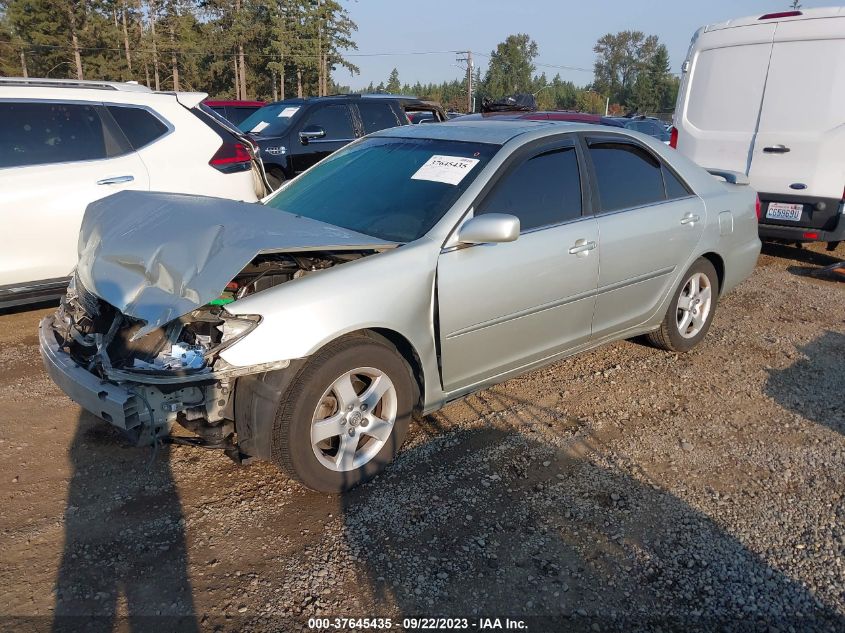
[209,140,252,173]
[669,126,678,149]
[755,195,762,221]
[803,232,819,240]
[759,11,802,20]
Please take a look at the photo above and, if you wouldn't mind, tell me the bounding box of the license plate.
[766,202,803,221]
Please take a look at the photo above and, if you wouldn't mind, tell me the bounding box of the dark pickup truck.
[238,94,446,190]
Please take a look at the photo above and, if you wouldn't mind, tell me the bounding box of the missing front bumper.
[39,317,176,441]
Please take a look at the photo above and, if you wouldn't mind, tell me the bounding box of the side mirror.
[299,125,326,145]
[457,213,520,245]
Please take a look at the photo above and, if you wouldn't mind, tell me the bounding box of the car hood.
[77,191,394,337]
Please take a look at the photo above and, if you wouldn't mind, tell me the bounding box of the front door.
[290,103,357,175]
[437,140,599,392]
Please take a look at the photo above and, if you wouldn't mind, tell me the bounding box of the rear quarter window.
[106,106,169,150]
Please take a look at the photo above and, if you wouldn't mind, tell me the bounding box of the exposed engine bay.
[56,251,372,376]
[47,250,375,451]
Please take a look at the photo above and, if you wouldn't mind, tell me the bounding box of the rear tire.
[270,333,416,493]
[647,258,719,353]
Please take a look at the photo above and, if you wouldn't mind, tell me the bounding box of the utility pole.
[457,50,473,113]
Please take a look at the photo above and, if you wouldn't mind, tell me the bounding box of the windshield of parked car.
[263,137,499,242]
[238,102,301,136]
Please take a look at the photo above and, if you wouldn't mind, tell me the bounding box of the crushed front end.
[39,275,281,453]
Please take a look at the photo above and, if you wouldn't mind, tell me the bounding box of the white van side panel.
[747,23,845,198]
[677,24,776,173]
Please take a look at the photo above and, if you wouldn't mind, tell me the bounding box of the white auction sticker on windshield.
[250,121,270,133]
[411,155,480,186]
[277,106,300,118]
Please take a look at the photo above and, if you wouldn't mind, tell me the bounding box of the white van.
[672,7,845,249]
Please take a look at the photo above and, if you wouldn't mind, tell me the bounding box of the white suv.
[0,78,266,308]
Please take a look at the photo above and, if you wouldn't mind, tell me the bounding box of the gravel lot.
[1,242,843,632]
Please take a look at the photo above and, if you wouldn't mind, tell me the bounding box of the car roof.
[373,119,566,144]
[262,94,433,107]
[204,100,265,107]
[459,111,626,128]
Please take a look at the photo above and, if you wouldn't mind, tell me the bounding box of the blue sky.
[338,0,832,89]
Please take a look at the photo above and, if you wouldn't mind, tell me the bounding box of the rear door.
[678,24,776,173]
[0,101,149,287]
[749,20,845,228]
[584,136,705,337]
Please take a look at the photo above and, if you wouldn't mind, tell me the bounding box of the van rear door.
[678,23,776,173]
[748,19,845,211]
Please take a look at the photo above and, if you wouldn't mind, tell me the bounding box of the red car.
[203,100,266,126]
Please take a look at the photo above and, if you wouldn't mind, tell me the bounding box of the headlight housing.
[218,312,262,349]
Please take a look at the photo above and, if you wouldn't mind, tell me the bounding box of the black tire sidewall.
[663,259,720,352]
[266,168,286,191]
[274,337,414,492]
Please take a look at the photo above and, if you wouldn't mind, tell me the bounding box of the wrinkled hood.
[77,191,393,336]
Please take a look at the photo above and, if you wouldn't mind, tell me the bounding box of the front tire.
[271,333,416,492]
[647,258,719,353]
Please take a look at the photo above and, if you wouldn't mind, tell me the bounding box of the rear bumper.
[38,317,173,435]
[758,195,845,242]
[759,214,845,242]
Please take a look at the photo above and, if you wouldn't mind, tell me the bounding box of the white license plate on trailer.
[766,202,803,221]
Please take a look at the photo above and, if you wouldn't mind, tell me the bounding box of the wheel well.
[701,252,725,295]
[367,328,425,412]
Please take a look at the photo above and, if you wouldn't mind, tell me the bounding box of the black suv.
[238,95,446,189]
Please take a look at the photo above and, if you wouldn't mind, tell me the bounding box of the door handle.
[96,175,134,185]
[568,239,597,255]
[763,145,790,154]
[680,213,701,225]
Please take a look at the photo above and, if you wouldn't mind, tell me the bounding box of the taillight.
[209,140,252,173]
[755,196,761,221]
[669,126,678,149]
[759,10,802,20]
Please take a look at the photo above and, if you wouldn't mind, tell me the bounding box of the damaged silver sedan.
[40,121,761,491]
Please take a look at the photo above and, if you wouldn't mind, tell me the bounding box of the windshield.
[263,137,499,242]
[238,102,302,136]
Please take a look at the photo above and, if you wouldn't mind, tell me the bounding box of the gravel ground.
[0,242,843,632]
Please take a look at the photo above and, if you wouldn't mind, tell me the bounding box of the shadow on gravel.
[761,241,844,270]
[765,331,845,436]
[52,413,198,633]
[342,397,845,631]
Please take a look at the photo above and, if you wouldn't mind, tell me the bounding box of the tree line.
[363,33,678,115]
[0,3,678,115]
[0,0,357,100]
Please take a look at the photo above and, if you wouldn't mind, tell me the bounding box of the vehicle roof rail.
[0,77,153,92]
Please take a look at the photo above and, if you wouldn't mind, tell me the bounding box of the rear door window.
[301,104,355,140]
[587,140,666,212]
[477,144,582,231]
[0,102,120,168]
[357,102,400,133]
[106,106,169,150]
